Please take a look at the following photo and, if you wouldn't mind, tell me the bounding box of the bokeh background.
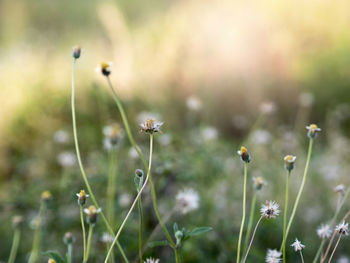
[1,0,350,262]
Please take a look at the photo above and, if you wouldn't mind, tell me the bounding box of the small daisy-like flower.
[96,62,113,76]
[140,119,163,134]
[265,249,281,263]
[253,176,266,191]
[291,238,305,251]
[334,184,346,196]
[335,221,349,235]
[84,205,101,225]
[144,258,159,263]
[48,259,56,263]
[72,46,81,59]
[284,155,296,171]
[317,224,332,239]
[76,189,89,206]
[176,188,200,214]
[261,201,280,219]
[63,232,75,245]
[41,191,52,202]
[237,146,251,163]
[306,124,321,138]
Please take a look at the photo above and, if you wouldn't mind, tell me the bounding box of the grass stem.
[237,162,248,263]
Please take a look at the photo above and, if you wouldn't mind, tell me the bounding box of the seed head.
[76,189,89,206]
[306,124,321,138]
[237,146,251,163]
[175,188,200,214]
[84,205,101,225]
[261,201,280,219]
[96,62,113,76]
[291,238,305,251]
[317,224,332,239]
[140,119,163,134]
[72,46,81,59]
[284,155,296,171]
[335,221,349,235]
[334,184,346,196]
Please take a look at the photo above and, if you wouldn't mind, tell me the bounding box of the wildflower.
[144,258,159,263]
[291,238,305,251]
[103,123,124,150]
[96,62,113,76]
[57,151,77,167]
[201,126,218,142]
[284,155,296,171]
[72,46,81,59]
[41,191,52,202]
[317,224,332,239]
[176,188,200,214]
[186,96,202,111]
[334,184,346,196]
[335,221,349,235]
[306,124,321,138]
[265,249,281,263]
[140,119,163,134]
[253,176,266,191]
[12,215,24,228]
[101,232,114,243]
[76,189,89,206]
[237,146,251,163]
[261,201,280,219]
[48,259,56,263]
[63,232,75,245]
[53,130,69,144]
[84,205,101,225]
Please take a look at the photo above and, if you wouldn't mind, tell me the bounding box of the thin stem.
[104,134,154,263]
[175,248,180,263]
[300,251,305,263]
[71,59,129,263]
[283,170,291,263]
[237,162,248,263]
[67,244,73,263]
[8,228,21,263]
[242,215,263,263]
[138,196,143,263]
[313,239,325,263]
[107,149,118,227]
[327,234,342,263]
[243,192,257,254]
[28,203,45,263]
[282,138,313,249]
[80,206,87,262]
[86,225,94,262]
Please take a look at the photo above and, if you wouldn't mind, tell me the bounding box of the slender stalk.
[107,149,118,227]
[138,195,143,263]
[86,225,94,262]
[237,162,248,263]
[283,139,313,249]
[80,206,87,262]
[300,251,305,263]
[67,244,73,263]
[243,192,257,253]
[28,203,45,263]
[282,170,291,262]
[242,215,263,263]
[175,249,180,263]
[313,238,325,263]
[71,59,129,263]
[8,228,21,263]
[327,234,342,263]
[104,135,154,263]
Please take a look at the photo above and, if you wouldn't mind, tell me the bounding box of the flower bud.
[96,62,112,76]
[253,176,266,191]
[306,124,321,139]
[237,146,251,163]
[63,232,75,245]
[84,205,101,225]
[72,46,81,59]
[175,230,183,246]
[284,155,296,172]
[41,191,52,202]
[12,215,24,228]
[76,189,89,206]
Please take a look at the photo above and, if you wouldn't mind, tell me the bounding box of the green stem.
[28,203,45,263]
[243,192,257,254]
[8,228,21,263]
[138,196,143,263]
[282,170,291,262]
[107,149,118,227]
[237,162,248,263]
[282,139,313,250]
[175,248,180,263]
[67,244,73,263]
[86,225,94,262]
[104,135,154,263]
[80,206,87,262]
[71,59,129,263]
[313,239,325,263]
[242,215,263,263]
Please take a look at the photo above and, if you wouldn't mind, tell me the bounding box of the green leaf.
[187,227,213,237]
[148,240,170,248]
[173,222,178,233]
[42,251,66,263]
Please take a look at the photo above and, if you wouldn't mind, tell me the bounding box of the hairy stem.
[237,162,248,263]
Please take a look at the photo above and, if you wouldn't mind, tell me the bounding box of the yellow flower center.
[48,259,56,263]
[255,177,263,185]
[100,62,110,71]
[309,124,318,130]
[41,191,52,200]
[88,205,97,214]
[79,189,86,197]
[285,155,294,162]
[240,146,247,154]
[145,119,155,128]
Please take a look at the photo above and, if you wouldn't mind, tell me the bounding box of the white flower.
[176,188,200,214]
[158,134,172,146]
[83,205,101,216]
[334,184,346,195]
[140,119,163,134]
[291,238,305,251]
[260,102,277,114]
[186,96,202,111]
[317,224,332,239]
[261,201,280,219]
[119,193,132,208]
[101,232,114,243]
[144,258,159,263]
[299,92,314,107]
[57,151,77,167]
[335,221,349,235]
[306,124,321,138]
[251,129,271,145]
[201,126,218,142]
[266,249,281,263]
[53,130,69,144]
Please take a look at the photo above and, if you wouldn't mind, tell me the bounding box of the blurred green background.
[1,0,350,262]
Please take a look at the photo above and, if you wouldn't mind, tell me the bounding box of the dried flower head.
[96,62,113,76]
[176,188,200,214]
[76,190,89,206]
[291,238,305,251]
[334,184,346,196]
[48,259,56,263]
[72,46,81,59]
[253,176,266,191]
[284,155,296,171]
[41,191,52,202]
[237,146,251,163]
[63,232,75,245]
[265,249,281,263]
[306,124,321,138]
[261,201,280,219]
[12,215,24,228]
[335,221,349,235]
[144,258,159,263]
[317,224,332,239]
[140,119,163,134]
[84,205,101,225]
